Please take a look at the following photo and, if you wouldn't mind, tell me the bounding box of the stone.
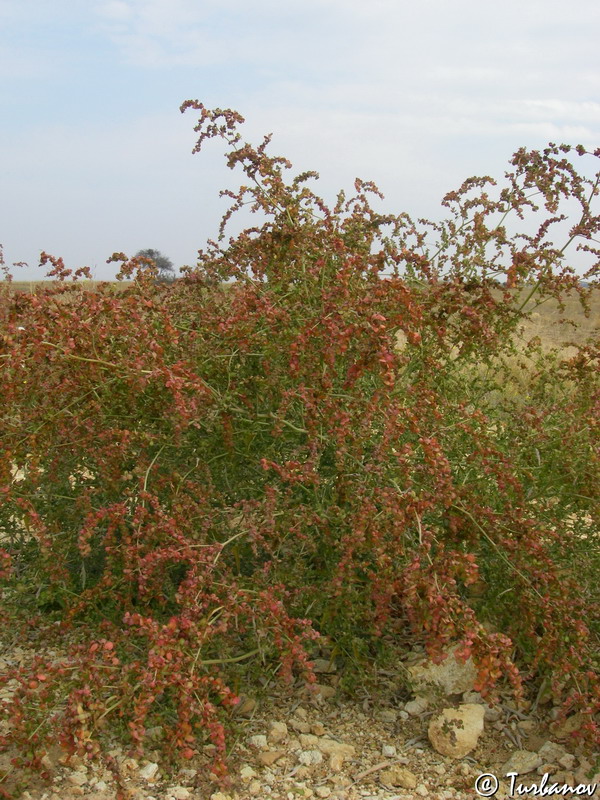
[138,761,159,781]
[299,733,320,748]
[329,753,345,772]
[315,787,331,798]
[517,720,536,734]
[550,713,585,739]
[311,722,326,736]
[382,744,397,758]
[248,780,263,796]
[428,704,485,758]
[313,658,337,674]
[312,683,336,700]
[268,721,288,744]
[257,750,285,766]
[408,646,477,697]
[291,718,312,734]
[316,738,356,760]
[67,771,88,787]
[240,765,257,781]
[210,793,232,800]
[537,762,559,775]
[235,696,257,717]
[298,749,323,766]
[248,734,268,750]
[484,705,501,722]
[379,766,418,789]
[40,754,54,770]
[405,696,429,716]
[120,757,139,775]
[558,753,576,770]
[501,749,543,776]
[462,691,483,704]
[377,709,397,723]
[166,787,190,800]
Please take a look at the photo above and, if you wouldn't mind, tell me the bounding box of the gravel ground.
[2,639,599,800]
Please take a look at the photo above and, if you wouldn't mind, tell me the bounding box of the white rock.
[379,766,417,789]
[299,733,320,748]
[248,734,268,750]
[268,721,288,744]
[315,787,331,798]
[166,787,190,800]
[501,749,543,776]
[139,761,160,781]
[240,765,258,781]
[67,771,88,787]
[405,696,429,716]
[316,738,355,760]
[290,718,312,734]
[298,749,323,766]
[558,753,576,770]
[408,645,477,696]
[428,704,485,758]
[382,744,397,758]
[329,753,345,772]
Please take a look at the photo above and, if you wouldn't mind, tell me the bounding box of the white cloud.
[96,0,133,20]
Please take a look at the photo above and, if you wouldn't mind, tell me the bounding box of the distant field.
[3,280,132,293]
[509,286,599,351]
[1,280,598,351]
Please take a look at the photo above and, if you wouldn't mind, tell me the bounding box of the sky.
[1,0,599,280]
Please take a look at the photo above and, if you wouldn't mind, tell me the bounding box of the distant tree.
[134,249,176,282]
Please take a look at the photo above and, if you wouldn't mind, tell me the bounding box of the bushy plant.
[0,104,598,796]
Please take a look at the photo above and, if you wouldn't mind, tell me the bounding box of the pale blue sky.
[1,0,599,280]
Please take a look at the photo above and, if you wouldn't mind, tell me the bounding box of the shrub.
[0,105,599,796]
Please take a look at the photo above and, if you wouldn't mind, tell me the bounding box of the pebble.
[298,749,323,766]
[166,787,191,799]
[139,761,160,781]
[291,718,312,733]
[67,771,88,787]
[248,733,268,750]
[257,750,285,766]
[268,720,288,743]
[241,764,257,780]
[405,697,429,716]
